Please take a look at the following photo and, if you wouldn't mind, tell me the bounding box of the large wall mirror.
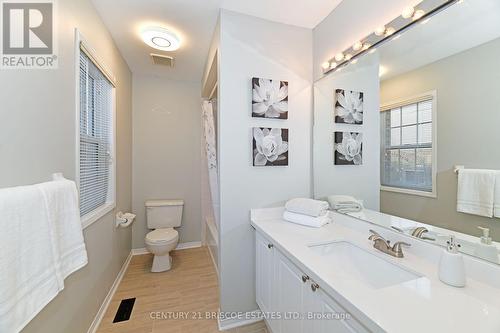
[313,0,500,264]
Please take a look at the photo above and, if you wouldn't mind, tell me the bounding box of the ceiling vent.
[150,53,174,67]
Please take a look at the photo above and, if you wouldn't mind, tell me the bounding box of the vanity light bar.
[322,0,461,75]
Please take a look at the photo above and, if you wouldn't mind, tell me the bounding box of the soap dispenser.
[438,236,466,287]
[473,227,499,264]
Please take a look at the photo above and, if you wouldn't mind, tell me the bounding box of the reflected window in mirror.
[380,92,436,197]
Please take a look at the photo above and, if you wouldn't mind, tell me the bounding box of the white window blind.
[381,98,434,193]
[79,50,113,217]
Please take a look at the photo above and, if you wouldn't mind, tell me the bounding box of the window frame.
[380,90,438,198]
[75,29,117,229]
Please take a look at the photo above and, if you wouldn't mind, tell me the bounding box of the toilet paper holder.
[115,211,136,228]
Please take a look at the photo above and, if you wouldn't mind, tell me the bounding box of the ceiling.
[91,0,343,82]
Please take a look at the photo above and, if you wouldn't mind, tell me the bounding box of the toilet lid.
[146,228,178,244]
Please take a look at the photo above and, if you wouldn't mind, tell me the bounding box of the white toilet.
[144,199,184,272]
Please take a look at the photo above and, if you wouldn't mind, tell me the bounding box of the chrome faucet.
[411,227,436,241]
[368,230,411,258]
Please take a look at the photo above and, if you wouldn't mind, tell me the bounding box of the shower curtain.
[201,100,219,228]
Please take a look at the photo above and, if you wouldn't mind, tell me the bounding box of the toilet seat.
[145,228,178,245]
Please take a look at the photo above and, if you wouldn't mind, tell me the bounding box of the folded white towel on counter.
[457,169,496,217]
[0,179,87,333]
[285,198,329,217]
[283,210,331,228]
[327,195,363,213]
[494,172,500,218]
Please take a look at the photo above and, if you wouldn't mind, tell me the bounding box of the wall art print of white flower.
[335,89,363,124]
[252,77,288,119]
[334,132,363,165]
[253,127,289,166]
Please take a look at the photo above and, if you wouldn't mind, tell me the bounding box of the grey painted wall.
[0,0,132,332]
[218,10,313,313]
[380,37,500,240]
[132,74,202,248]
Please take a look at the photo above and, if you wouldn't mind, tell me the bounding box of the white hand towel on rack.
[0,179,87,333]
[494,172,500,218]
[457,169,496,217]
[40,179,88,279]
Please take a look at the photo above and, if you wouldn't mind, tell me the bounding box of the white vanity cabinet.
[256,232,275,315]
[256,231,370,333]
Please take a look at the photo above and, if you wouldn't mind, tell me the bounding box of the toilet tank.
[145,199,184,229]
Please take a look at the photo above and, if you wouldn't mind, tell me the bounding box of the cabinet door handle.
[267,243,274,249]
[301,275,310,283]
[311,283,320,292]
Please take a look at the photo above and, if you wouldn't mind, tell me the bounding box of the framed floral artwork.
[334,89,363,124]
[252,77,288,119]
[334,132,363,165]
[253,127,289,166]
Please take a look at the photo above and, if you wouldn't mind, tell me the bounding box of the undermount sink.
[308,241,422,289]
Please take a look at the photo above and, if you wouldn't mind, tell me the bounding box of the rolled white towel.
[283,211,331,228]
[327,195,363,213]
[285,198,329,217]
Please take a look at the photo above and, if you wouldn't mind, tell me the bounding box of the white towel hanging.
[457,169,496,217]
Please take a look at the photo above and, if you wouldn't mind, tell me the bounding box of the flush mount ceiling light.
[141,27,180,51]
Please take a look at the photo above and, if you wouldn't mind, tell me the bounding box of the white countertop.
[251,207,500,333]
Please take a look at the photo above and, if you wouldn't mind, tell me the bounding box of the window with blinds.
[79,49,114,217]
[381,96,435,194]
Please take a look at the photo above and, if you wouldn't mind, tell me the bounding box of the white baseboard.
[176,241,202,250]
[131,247,149,255]
[217,309,263,331]
[86,251,133,333]
[131,241,202,256]
[207,245,219,277]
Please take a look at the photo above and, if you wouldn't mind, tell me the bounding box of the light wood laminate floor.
[97,247,267,333]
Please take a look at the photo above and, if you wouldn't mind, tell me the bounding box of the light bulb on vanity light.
[334,52,345,62]
[322,62,330,70]
[413,9,426,20]
[330,62,338,69]
[352,41,363,51]
[362,43,371,51]
[345,53,353,61]
[374,26,386,36]
[385,27,396,36]
[402,6,415,19]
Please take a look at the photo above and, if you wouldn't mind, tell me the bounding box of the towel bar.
[453,165,464,174]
